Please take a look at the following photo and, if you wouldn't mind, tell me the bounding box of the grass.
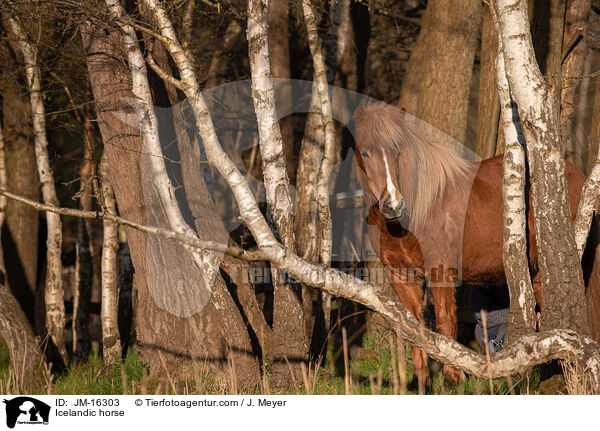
[0,333,590,395]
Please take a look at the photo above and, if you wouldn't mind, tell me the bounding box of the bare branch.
[145,39,184,89]
[0,188,263,262]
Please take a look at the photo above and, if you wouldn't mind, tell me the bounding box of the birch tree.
[495,0,588,335]
[247,0,307,386]
[301,0,339,337]
[4,14,66,362]
[99,153,121,365]
[486,1,536,342]
[295,0,349,344]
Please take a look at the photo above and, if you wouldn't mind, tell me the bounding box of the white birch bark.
[99,153,121,364]
[247,0,307,384]
[5,15,66,361]
[495,0,588,334]
[487,2,536,339]
[301,0,339,331]
[296,0,350,263]
[574,154,600,258]
[247,0,296,247]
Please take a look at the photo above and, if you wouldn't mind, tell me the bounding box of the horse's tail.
[583,213,600,342]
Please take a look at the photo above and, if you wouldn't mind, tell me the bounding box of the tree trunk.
[247,0,308,388]
[268,0,296,184]
[587,73,600,176]
[5,15,66,362]
[295,0,349,344]
[82,16,258,384]
[147,30,273,357]
[496,0,588,335]
[489,3,537,342]
[397,6,427,114]
[72,107,96,363]
[99,153,121,365]
[0,66,40,325]
[301,0,339,348]
[416,0,482,144]
[0,122,45,392]
[476,7,501,159]
[560,0,592,163]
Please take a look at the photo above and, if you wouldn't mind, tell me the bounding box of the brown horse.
[353,102,600,389]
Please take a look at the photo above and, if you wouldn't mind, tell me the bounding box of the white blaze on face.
[382,149,398,204]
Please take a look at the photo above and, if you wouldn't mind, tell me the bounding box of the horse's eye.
[361,151,369,159]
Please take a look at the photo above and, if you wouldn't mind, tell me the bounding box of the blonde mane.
[354,103,471,230]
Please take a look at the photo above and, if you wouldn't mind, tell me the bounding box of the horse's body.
[353,102,598,388]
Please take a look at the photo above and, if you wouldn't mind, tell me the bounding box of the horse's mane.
[354,102,471,231]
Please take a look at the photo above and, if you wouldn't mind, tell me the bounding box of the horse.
[352,102,600,389]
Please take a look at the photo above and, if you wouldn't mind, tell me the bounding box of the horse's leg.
[430,286,461,385]
[388,271,429,392]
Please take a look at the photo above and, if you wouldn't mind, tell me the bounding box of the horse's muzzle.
[379,198,405,220]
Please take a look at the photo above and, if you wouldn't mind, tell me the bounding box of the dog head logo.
[3,397,50,428]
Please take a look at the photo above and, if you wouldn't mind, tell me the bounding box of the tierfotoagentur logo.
[3,397,50,429]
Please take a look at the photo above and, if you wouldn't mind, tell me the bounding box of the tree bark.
[476,8,501,159]
[397,20,426,115]
[247,0,308,387]
[82,15,258,383]
[488,3,537,342]
[0,121,45,392]
[587,72,600,176]
[496,0,588,335]
[561,0,591,159]
[416,0,482,144]
[268,0,296,184]
[0,61,39,324]
[295,0,349,343]
[99,153,121,365]
[301,0,338,343]
[5,15,66,362]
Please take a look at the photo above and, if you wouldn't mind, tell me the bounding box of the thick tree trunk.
[561,0,591,160]
[99,154,121,365]
[82,17,258,383]
[0,67,39,324]
[247,0,308,388]
[476,8,501,159]
[5,15,66,361]
[397,23,426,115]
[587,74,600,176]
[416,0,482,144]
[496,0,588,335]
[0,122,45,392]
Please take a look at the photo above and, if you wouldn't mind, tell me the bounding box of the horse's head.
[353,104,407,222]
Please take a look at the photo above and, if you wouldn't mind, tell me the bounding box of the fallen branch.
[3,187,600,388]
